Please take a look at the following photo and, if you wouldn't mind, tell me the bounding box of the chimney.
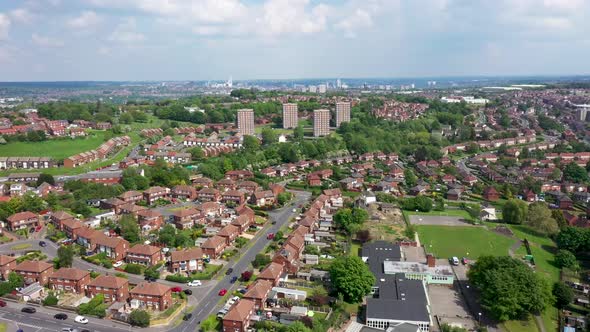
[426,254,436,267]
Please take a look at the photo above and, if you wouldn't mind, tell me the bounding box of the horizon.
[2,1,590,81]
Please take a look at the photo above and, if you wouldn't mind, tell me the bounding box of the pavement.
[0,190,311,332]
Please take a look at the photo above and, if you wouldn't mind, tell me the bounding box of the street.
[0,190,311,332]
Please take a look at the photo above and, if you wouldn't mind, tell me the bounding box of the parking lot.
[428,284,476,331]
[409,215,474,226]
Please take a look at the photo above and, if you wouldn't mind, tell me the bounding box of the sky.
[0,0,589,81]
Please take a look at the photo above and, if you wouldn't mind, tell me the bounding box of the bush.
[79,293,107,318]
[124,263,144,275]
[43,292,59,306]
[241,271,253,281]
[252,254,271,269]
[144,263,162,279]
[165,274,190,283]
[129,309,150,327]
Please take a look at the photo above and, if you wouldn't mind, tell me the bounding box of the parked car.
[61,329,77,332]
[266,233,275,240]
[271,221,276,225]
[171,287,183,292]
[21,307,36,313]
[218,288,227,296]
[230,276,238,284]
[183,289,193,295]
[113,261,124,268]
[187,280,202,287]
[451,257,460,266]
[54,313,68,320]
[74,315,89,324]
[0,300,6,307]
[225,268,233,275]
[238,288,247,294]
[461,257,469,265]
[183,313,193,321]
[145,276,157,282]
[217,309,228,319]
[38,241,47,247]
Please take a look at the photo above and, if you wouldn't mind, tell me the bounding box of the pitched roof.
[0,255,16,265]
[15,260,53,273]
[128,244,160,256]
[258,262,284,280]
[170,248,204,263]
[223,299,255,322]
[52,211,74,220]
[243,280,273,300]
[201,235,225,249]
[88,275,128,289]
[218,224,239,237]
[94,234,129,249]
[130,281,170,296]
[7,211,37,222]
[172,208,200,218]
[50,267,89,280]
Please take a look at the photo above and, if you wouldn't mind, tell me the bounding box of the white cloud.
[0,14,11,40]
[98,46,111,55]
[335,8,373,38]
[108,17,146,43]
[254,0,329,37]
[31,33,65,47]
[67,11,101,29]
[10,8,34,24]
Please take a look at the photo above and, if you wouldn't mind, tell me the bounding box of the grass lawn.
[417,225,515,259]
[11,243,31,250]
[503,316,538,332]
[406,209,473,219]
[0,322,6,332]
[0,135,105,160]
[350,242,361,257]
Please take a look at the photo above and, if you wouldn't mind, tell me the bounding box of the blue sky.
[0,0,589,81]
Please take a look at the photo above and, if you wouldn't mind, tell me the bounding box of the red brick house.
[130,282,172,311]
[237,181,259,194]
[100,198,126,214]
[137,209,163,232]
[222,299,255,332]
[482,187,500,201]
[221,190,245,205]
[201,235,226,259]
[216,179,236,191]
[126,244,162,266]
[193,177,213,189]
[169,248,204,274]
[172,185,197,201]
[86,275,129,302]
[50,211,75,229]
[218,225,240,246]
[94,234,130,261]
[15,260,54,285]
[61,219,84,239]
[243,280,273,310]
[119,190,143,204]
[257,262,284,286]
[251,190,276,207]
[0,255,17,280]
[49,268,91,294]
[231,215,252,233]
[225,170,253,181]
[558,195,574,210]
[6,211,39,231]
[143,186,170,205]
[307,174,321,187]
[172,208,202,229]
[119,203,148,217]
[272,246,300,274]
[197,188,221,202]
[237,205,255,223]
[521,189,536,202]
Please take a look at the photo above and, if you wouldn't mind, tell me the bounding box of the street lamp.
[478,312,482,325]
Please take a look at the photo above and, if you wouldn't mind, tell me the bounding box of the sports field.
[0,135,105,160]
[417,225,515,259]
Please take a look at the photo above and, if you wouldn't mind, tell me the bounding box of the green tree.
[57,245,75,268]
[144,265,161,279]
[553,282,574,309]
[468,256,552,321]
[294,125,304,140]
[129,309,150,327]
[119,112,134,124]
[277,192,292,205]
[36,173,55,186]
[261,127,278,145]
[526,202,558,235]
[329,256,375,303]
[404,169,418,187]
[556,227,588,253]
[189,147,204,161]
[563,163,589,183]
[71,200,92,217]
[243,135,260,152]
[287,321,312,332]
[554,249,579,271]
[158,224,177,247]
[119,214,140,243]
[43,292,59,306]
[252,254,271,269]
[502,199,528,225]
[551,210,568,230]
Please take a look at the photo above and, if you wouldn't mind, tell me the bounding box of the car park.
[54,313,68,320]
[74,315,89,324]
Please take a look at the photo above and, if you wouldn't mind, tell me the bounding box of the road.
[0,190,311,332]
[169,190,311,332]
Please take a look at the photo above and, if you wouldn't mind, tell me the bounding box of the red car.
[0,300,6,307]
[266,233,275,240]
[218,289,227,296]
[171,287,183,293]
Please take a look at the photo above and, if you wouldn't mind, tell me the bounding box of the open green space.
[0,135,105,160]
[406,209,473,219]
[503,316,538,332]
[417,225,515,259]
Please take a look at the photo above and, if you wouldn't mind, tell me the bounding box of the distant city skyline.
[1,1,590,81]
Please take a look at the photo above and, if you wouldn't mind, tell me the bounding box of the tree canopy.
[502,199,528,225]
[329,256,375,303]
[468,256,552,321]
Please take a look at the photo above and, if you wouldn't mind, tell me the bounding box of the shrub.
[79,293,107,318]
[124,263,144,275]
[166,274,190,283]
[43,292,59,306]
[129,309,150,327]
